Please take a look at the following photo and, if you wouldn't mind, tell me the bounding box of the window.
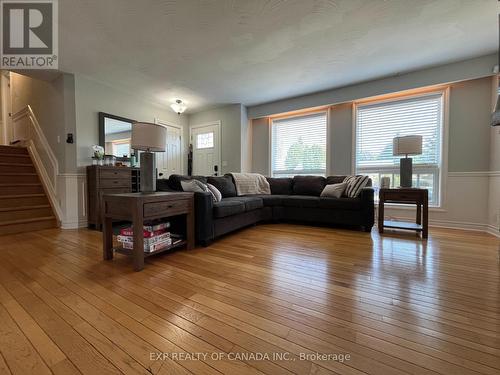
[271,112,327,177]
[112,140,131,157]
[355,92,444,205]
[196,132,214,149]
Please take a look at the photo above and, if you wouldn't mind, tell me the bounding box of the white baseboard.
[486,224,500,238]
[61,219,88,229]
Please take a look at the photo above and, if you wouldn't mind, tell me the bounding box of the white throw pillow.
[180,179,207,193]
[343,175,370,198]
[320,183,347,198]
[206,183,222,202]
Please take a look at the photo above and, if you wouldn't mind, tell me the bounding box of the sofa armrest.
[359,187,375,229]
[359,187,374,203]
[194,191,215,244]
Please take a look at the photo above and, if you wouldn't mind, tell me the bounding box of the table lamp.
[393,135,422,188]
[132,122,166,193]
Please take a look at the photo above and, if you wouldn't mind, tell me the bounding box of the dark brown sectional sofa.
[157,174,374,245]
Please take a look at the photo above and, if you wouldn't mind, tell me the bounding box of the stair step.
[0,206,53,221]
[0,173,40,183]
[0,204,50,212]
[0,146,28,155]
[0,163,35,173]
[0,194,49,208]
[0,154,32,164]
[0,216,57,236]
[0,183,44,195]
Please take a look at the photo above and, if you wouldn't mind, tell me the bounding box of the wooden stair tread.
[0,183,41,186]
[0,162,34,166]
[0,216,56,226]
[0,194,46,199]
[0,205,50,212]
[0,173,37,175]
[0,153,30,157]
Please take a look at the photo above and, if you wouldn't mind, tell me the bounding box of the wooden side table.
[378,188,428,238]
[102,192,195,271]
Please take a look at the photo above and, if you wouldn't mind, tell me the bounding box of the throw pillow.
[206,183,222,202]
[320,183,347,198]
[343,175,370,198]
[180,179,207,193]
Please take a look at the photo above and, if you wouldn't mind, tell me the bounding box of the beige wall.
[74,75,189,172]
[188,104,245,175]
[10,72,77,173]
[488,76,500,234]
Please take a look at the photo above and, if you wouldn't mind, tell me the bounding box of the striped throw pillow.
[343,175,370,198]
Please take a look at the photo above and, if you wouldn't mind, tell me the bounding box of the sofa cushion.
[224,196,264,211]
[281,195,320,208]
[266,178,294,195]
[326,175,347,185]
[207,176,237,198]
[256,195,289,206]
[292,176,326,196]
[168,174,208,191]
[213,200,245,218]
[319,197,362,210]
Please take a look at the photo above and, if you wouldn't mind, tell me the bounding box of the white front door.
[191,122,221,176]
[156,124,182,178]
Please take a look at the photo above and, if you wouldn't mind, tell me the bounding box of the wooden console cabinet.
[86,166,140,229]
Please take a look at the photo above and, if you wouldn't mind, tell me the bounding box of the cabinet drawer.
[100,169,131,179]
[100,179,130,188]
[144,199,189,217]
[100,187,132,197]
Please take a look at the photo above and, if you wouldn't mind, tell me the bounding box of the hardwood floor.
[0,224,498,375]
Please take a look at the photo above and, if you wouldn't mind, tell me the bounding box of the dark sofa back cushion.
[168,174,208,191]
[207,175,237,197]
[266,177,294,195]
[292,176,326,196]
[326,175,347,185]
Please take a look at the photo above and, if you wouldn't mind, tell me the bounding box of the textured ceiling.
[59,0,498,113]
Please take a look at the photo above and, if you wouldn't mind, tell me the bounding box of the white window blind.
[271,112,327,177]
[355,93,443,205]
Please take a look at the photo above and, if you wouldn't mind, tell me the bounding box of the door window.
[196,132,214,149]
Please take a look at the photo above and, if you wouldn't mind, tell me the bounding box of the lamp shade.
[393,135,422,156]
[131,122,166,152]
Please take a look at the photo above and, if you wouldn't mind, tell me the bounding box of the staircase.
[0,145,58,235]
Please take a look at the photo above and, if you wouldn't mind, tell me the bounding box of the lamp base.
[400,157,413,188]
[140,152,156,193]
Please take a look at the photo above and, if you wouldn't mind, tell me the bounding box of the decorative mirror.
[99,112,135,159]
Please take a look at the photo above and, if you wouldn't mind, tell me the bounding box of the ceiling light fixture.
[170,99,187,114]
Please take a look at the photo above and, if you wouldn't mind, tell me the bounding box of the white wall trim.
[448,171,500,177]
[486,225,500,238]
[57,172,87,229]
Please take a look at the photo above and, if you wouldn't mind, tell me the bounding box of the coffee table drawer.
[144,199,189,217]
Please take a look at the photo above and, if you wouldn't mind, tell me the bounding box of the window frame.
[269,110,330,178]
[352,88,449,208]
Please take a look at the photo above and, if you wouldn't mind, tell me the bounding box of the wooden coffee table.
[102,192,195,271]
